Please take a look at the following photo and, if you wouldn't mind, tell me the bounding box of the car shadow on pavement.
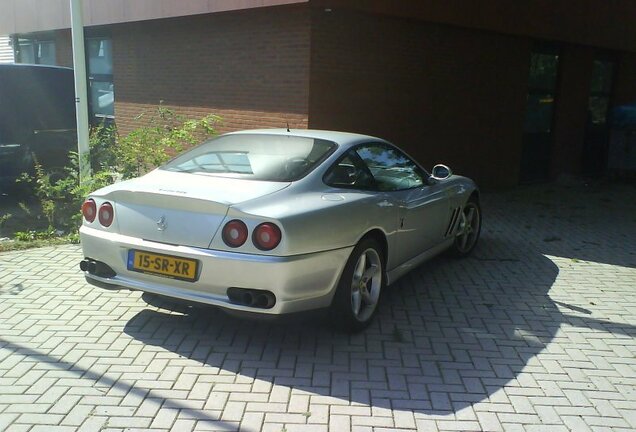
[122,232,636,416]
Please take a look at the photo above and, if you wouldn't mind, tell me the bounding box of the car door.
[355,144,451,266]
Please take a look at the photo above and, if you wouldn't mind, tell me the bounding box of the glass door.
[87,37,115,123]
[520,48,560,183]
[582,58,615,175]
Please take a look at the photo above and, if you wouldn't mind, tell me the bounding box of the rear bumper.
[80,225,353,314]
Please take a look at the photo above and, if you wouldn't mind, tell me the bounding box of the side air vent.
[445,207,461,237]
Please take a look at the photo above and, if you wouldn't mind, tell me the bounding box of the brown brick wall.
[308,9,530,188]
[111,6,310,136]
[113,103,308,140]
[47,5,636,186]
[54,29,73,67]
[313,0,636,54]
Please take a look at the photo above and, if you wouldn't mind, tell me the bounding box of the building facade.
[1,0,635,187]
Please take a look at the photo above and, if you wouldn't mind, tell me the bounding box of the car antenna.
[286,122,290,133]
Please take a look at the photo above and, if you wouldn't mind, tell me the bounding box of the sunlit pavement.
[1,182,635,432]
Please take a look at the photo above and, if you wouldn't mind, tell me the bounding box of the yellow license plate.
[127,250,199,282]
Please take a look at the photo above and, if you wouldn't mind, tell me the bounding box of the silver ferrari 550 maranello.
[79,129,480,331]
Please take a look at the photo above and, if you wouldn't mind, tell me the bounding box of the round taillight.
[98,202,114,227]
[222,220,248,248]
[82,198,97,223]
[252,223,281,251]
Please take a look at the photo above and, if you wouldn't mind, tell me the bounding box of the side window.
[324,154,375,190]
[356,144,425,191]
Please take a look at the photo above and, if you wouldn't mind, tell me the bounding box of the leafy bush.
[15,106,220,238]
[0,213,12,238]
[114,105,219,179]
[14,229,56,241]
[0,213,11,227]
[18,152,116,231]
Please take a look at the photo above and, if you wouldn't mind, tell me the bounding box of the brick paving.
[0,182,635,432]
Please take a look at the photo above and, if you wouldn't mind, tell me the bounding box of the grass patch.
[0,236,77,253]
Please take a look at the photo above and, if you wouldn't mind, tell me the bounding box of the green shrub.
[15,106,220,239]
[114,104,219,179]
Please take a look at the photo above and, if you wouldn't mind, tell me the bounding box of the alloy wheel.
[350,247,382,322]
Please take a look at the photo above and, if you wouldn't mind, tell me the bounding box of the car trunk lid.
[96,170,290,248]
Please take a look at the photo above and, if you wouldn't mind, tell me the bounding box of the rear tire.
[330,238,385,332]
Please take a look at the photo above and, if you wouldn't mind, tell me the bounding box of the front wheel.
[451,198,481,257]
[330,238,384,332]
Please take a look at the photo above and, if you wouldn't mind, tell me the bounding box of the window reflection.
[88,39,113,75]
[356,145,424,191]
[523,52,559,134]
[16,38,56,65]
[87,37,115,119]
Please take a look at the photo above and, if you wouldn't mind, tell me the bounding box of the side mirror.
[431,164,453,180]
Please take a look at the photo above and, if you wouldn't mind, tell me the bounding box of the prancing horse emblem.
[156,215,167,231]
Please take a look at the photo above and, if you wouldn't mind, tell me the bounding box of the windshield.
[161,134,337,182]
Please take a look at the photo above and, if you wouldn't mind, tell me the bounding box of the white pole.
[70,0,91,183]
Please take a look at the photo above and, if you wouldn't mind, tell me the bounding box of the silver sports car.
[79,129,480,331]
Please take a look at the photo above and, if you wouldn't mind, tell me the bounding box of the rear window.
[161,134,337,182]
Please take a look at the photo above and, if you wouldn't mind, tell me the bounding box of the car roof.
[225,128,388,148]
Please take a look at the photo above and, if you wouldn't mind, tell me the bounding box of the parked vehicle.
[0,64,76,191]
[79,129,481,331]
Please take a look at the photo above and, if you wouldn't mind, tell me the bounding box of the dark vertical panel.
[309,9,530,188]
[613,53,636,107]
[551,45,594,177]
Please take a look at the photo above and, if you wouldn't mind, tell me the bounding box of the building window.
[87,37,114,120]
[523,51,560,134]
[520,46,561,183]
[582,57,616,175]
[15,37,56,65]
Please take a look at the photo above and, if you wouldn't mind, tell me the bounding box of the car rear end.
[79,133,351,315]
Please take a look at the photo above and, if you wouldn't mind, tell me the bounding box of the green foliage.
[0,212,12,239]
[0,235,78,252]
[18,202,31,215]
[0,213,11,228]
[14,229,56,241]
[114,104,220,179]
[18,153,115,231]
[14,105,220,241]
[89,122,119,171]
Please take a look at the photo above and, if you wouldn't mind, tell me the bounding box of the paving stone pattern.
[0,183,635,431]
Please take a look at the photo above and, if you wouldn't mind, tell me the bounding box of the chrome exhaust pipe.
[79,259,90,271]
[227,288,276,308]
[80,259,97,273]
[242,291,254,306]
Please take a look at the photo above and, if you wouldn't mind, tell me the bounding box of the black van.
[0,64,77,190]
